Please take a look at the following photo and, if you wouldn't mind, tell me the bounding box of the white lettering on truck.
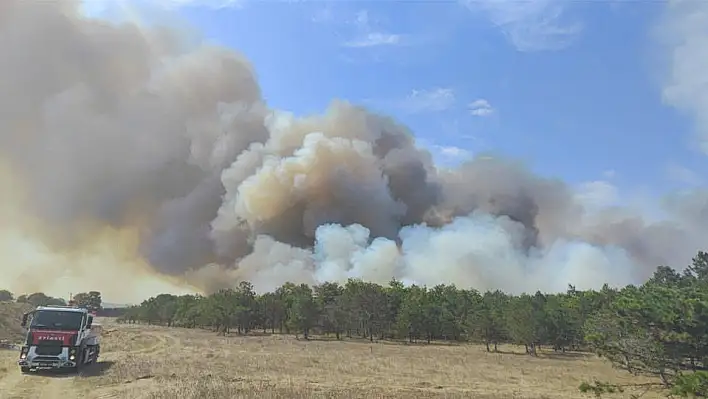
[37,336,64,341]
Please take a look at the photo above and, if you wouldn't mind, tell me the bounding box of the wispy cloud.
[665,162,704,186]
[342,10,407,49]
[461,0,582,52]
[437,145,473,160]
[343,33,402,48]
[468,99,494,116]
[311,6,335,24]
[80,0,243,17]
[364,89,498,119]
[397,88,456,114]
[311,6,437,57]
[153,0,244,9]
[417,138,473,168]
[659,0,708,154]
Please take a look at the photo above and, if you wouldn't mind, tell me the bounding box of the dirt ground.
[0,318,663,399]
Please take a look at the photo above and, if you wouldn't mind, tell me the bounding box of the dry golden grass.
[0,319,666,399]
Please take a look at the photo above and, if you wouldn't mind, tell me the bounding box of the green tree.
[384,279,406,339]
[287,284,318,339]
[505,294,545,355]
[0,289,13,302]
[72,291,102,311]
[234,281,257,334]
[173,295,203,328]
[544,293,581,352]
[396,285,427,343]
[685,251,708,282]
[467,290,507,352]
[583,258,708,396]
[19,292,65,307]
[649,265,686,287]
[258,292,285,334]
[314,282,345,339]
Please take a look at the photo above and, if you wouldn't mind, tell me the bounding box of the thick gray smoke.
[1,0,706,297]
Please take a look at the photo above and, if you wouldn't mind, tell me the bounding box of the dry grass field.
[0,318,664,399]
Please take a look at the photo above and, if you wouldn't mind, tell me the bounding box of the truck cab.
[18,305,101,373]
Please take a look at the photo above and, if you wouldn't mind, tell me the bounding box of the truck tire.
[86,345,97,364]
[72,348,86,373]
[20,366,30,374]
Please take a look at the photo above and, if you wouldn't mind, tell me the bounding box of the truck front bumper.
[19,358,77,369]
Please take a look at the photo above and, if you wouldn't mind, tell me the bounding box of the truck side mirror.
[21,313,28,328]
[87,315,93,329]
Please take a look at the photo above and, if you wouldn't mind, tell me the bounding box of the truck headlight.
[69,354,75,360]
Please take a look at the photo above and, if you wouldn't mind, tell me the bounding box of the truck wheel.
[86,346,96,364]
[73,348,85,373]
[93,345,100,363]
[20,366,30,374]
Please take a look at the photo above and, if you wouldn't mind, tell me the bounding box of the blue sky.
[83,0,708,212]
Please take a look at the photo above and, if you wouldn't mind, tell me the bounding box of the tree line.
[0,290,102,312]
[5,253,708,396]
[0,291,66,306]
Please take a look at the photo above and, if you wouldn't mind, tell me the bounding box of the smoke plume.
[0,0,706,301]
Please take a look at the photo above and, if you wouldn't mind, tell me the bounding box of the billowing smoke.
[0,0,706,301]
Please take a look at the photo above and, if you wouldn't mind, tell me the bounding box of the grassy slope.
[0,302,33,342]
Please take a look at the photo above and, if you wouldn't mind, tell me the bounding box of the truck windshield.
[30,310,83,331]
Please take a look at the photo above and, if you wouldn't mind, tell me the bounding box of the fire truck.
[17,305,101,373]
